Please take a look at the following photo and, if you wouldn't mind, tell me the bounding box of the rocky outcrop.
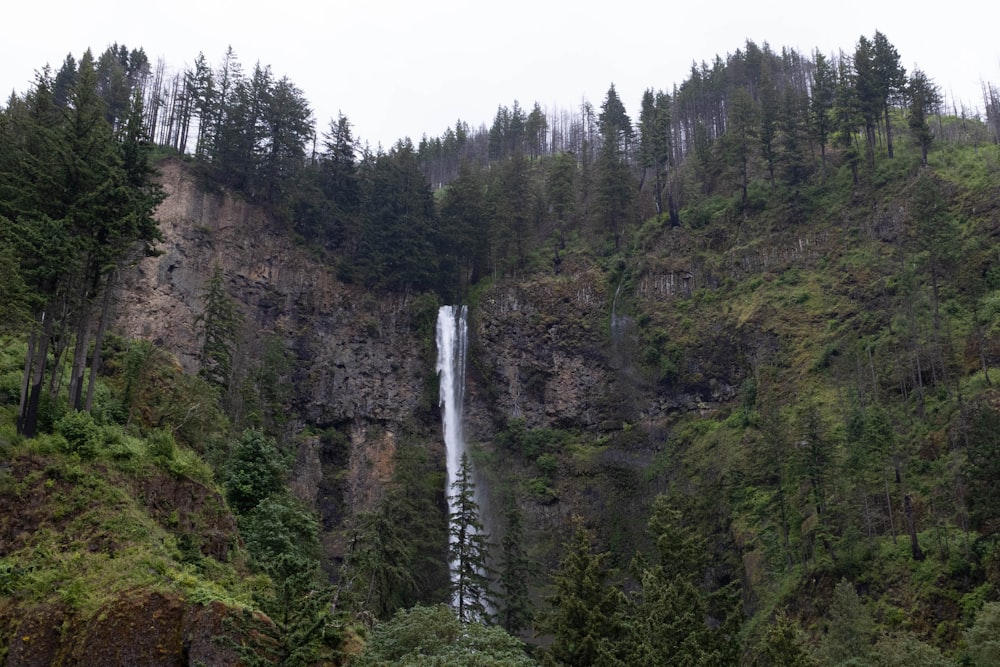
[114,159,429,428]
[3,593,259,666]
[112,160,437,570]
[110,158,746,576]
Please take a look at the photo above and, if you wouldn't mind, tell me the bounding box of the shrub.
[147,428,176,461]
[55,410,101,459]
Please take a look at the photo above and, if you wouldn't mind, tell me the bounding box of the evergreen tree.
[853,36,881,170]
[871,31,907,160]
[354,604,537,667]
[257,75,313,206]
[188,52,216,160]
[753,612,818,667]
[758,62,780,188]
[224,427,286,514]
[907,69,941,165]
[495,504,534,635]
[438,160,490,290]
[723,87,757,206]
[623,494,741,666]
[595,84,635,249]
[638,89,676,221]
[525,102,548,159]
[539,516,625,667]
[779,85,811,188]
[51,54,77,108]
[965,602,1000,666]
[545,152,578,244]
[833,53,863,184]
[340,443,449,619]
[196,264,243,391]
[822,578,873,665]
[356,140,439,291]
[810,50,837,181]
[449,452,492,622]
[2,52,162,433]
[967,405,1000,534]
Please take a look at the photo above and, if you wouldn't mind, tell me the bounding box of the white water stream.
[436,304,471,604]
[437,304,469,505]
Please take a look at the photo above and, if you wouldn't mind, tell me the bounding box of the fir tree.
[907,69,941,165]
[539,516,625,667]
[495,504,534,635]
[822,578,873,665]
[449,452,492,622]
[196,264,242,391]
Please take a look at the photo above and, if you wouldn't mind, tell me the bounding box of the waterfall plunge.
[436,304,472,604]
[437,304,469,503]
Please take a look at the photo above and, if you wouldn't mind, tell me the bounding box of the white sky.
[3,1,998,150]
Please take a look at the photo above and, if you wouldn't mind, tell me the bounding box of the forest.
[2,29,1000,665]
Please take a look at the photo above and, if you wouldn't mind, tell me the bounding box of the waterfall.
[437,304,469,506]
[436,304,472,605]
[437,304,494,616]
[610,279,630,368]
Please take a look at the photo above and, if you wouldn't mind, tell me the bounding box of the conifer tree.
[822,578,873,665]
[871,31,907,160]
[907,69,941,165]
[539,516,625,667]
[810,50,836,181]
[197,264,242,391]
[624,494,741,666]
[753,612,818,666]
[595,84,635,249]
[495,504,534,635]
[449,452,492,622]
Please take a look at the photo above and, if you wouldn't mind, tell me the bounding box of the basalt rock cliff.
[112,158,737,570]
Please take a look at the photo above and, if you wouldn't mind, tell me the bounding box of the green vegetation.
[3,28,1000,666]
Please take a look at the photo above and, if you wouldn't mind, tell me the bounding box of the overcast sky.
[3,1,998,150]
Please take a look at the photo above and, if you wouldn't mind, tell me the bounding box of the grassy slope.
[484,117,1000,659]
[0,340,267,661]
[618,125,1000,652]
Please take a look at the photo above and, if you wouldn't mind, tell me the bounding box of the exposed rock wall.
[114,159,428,427]
[111,158,745,574]
[112,159,436,551]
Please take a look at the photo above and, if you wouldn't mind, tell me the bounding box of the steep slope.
[107,138,1000,661]
[113,158,441,548]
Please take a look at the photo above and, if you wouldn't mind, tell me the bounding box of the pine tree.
[871,31,907,160]
[539,516,625,667]
[753,612,818,666]
[197,264,242,391]
[907,69,941,165]
[449,452,492,622]
[623,494,741,666]
[822,578,873,665]
[810,50,836,181]
[595,84,635,249]
[495,504,534,635]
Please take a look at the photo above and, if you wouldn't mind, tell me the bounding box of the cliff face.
[112,158,741,574]
[115,159,428,424]
[114,160,435,528]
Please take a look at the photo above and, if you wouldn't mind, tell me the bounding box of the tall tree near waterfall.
[1,51,163,432]
[540,516,625,666]
[449,452,492,622]
[197,264,242,392]
[638,88,676,223]
[495,504,534,635]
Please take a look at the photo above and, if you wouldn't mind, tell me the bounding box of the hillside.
[3,33,1000,666]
